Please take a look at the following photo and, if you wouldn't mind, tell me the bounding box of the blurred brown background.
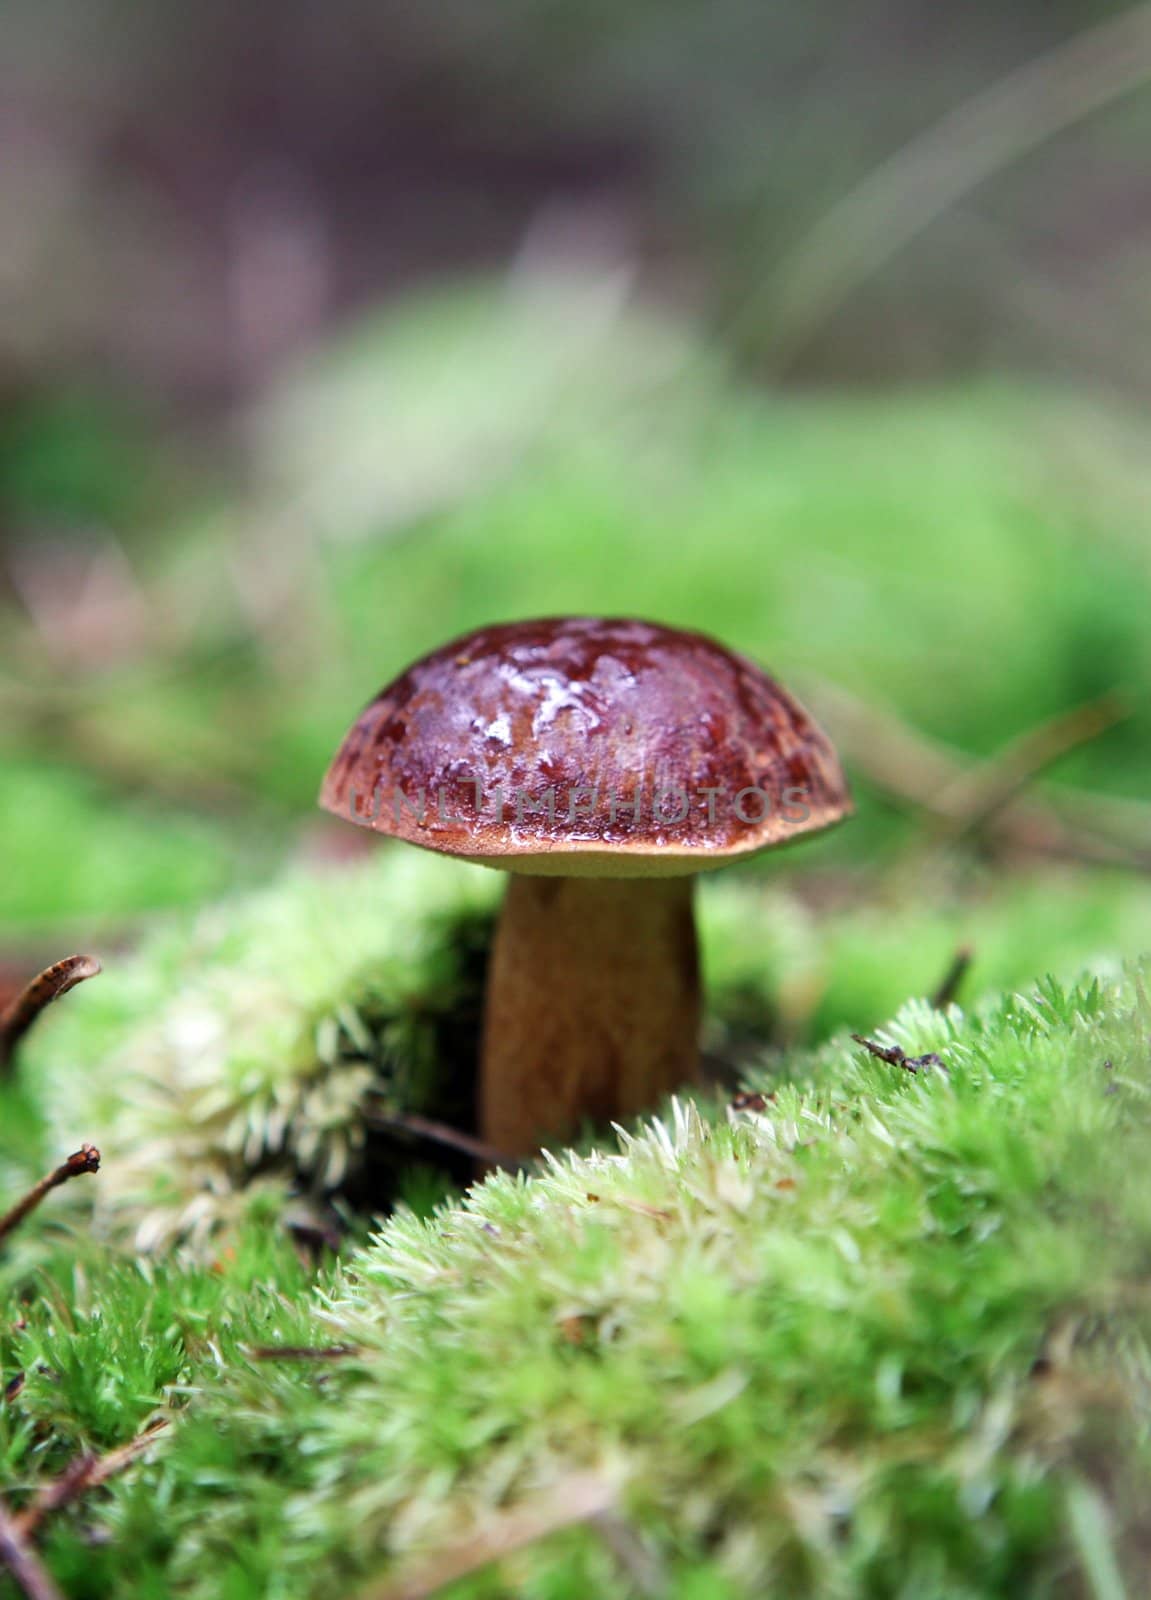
[4,0,1151,410]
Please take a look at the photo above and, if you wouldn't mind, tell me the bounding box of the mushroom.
[320,617,851,1155]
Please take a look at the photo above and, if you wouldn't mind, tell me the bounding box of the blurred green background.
[4,0,1151,1027]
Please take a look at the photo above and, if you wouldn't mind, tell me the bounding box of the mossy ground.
[3,857,1151,1598]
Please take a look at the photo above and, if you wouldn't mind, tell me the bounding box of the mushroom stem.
[480,875,701,1154]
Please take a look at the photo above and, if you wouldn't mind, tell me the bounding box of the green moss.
[7,837,1151,1596]
[16,961,1147,1599]
[24,848,499,1250]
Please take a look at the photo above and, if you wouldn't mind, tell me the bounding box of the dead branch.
[0,1498,64,1600]
[587,1509,667,1598]
[804,678,1151,871]
[364,1106,518,1170]
[0,1147,101,1246]
[0,956,101,1075]
[852,1034,948,1076]
[357,1472,618,1600]
[931,946,974,1010]
[246,1345,360,1363]
[763,1,1151,368]
[930,691,1128,843]
[13,1419,169,1541]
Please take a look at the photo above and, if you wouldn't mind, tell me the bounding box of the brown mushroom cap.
[319,616,851,876]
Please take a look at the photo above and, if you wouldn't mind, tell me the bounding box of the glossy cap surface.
[320,616,851,875]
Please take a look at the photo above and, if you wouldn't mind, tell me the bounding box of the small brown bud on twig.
[0,956,102,1075]
[0,1146,101,1247]
[730,1090,771,1113]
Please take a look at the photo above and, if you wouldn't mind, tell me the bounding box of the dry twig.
[0,1498,64,1600]
[585,1192,672,1222]
[247,1344,360,1363]
[0,1147,101,1246]
[762,1,1151,368]
[805,679,1151,871]
[587,1509,666,1597]
[14,1420,169,1541]
[0,956,101,1075]
[365,1107,517,1169]
[357,1472,618,1600]
[929,692,1128,844]
[852,1034,948,1076]
[931,946,974,1011]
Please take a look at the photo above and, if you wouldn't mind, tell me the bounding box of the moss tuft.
[25,849,498,1250]
[61,961,1151,1599]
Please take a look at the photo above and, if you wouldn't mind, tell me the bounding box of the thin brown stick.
[931,946,974,1011]
[1047,784,1151,851]
[761,1,1151,368]
[588,1510,667,1598]
[804,678,1151,871]
[802,677,971,811]
[365,1108,518,1170]
[357,1472,618,1600]
[13,1420,168,1541]
[585,1193,673,1223]
[852,1034,948,1076]
[930,692,1128,843]
[246,1344,360,1363]
[0,1146,101,1246]
[0,1497,64,1600]
[0,956,101,1074]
